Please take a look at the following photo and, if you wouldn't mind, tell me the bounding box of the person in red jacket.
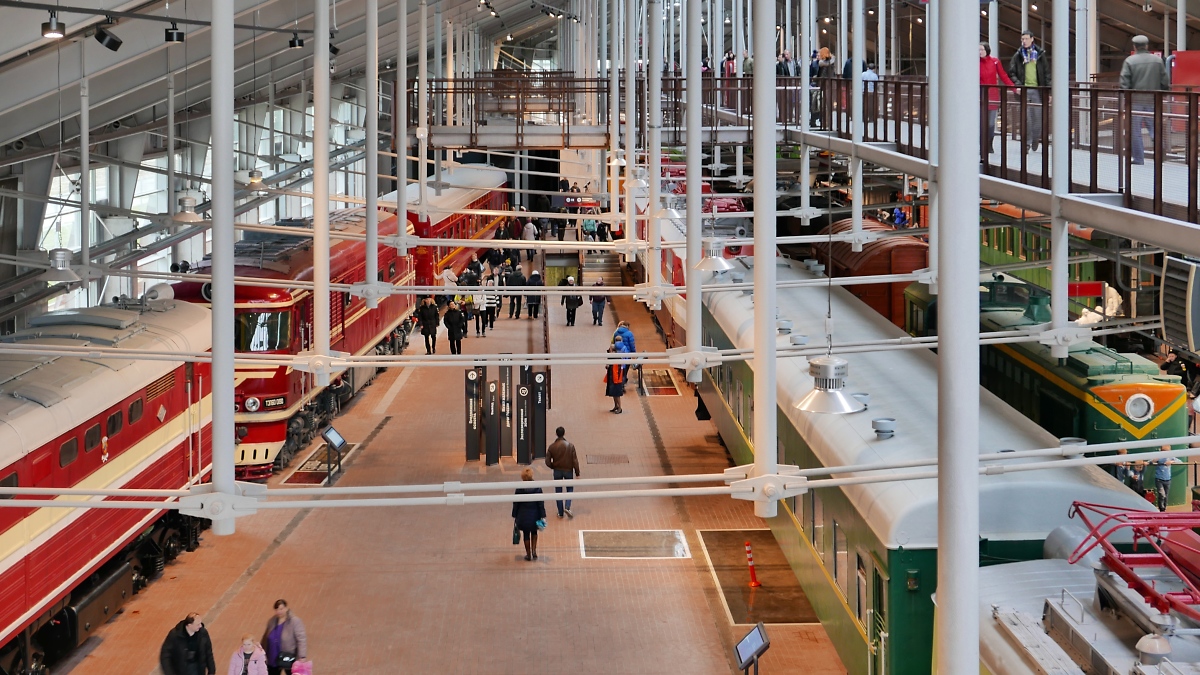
[979,42,1016,159]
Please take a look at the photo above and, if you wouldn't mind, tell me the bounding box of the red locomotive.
[173,165,508,479]
[0,296,213,674]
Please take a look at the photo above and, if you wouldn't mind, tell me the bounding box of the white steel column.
[624,0,637,257]
[988,0,998,62]
[926,0,939,294]
[786,0,793,57]
[850,0,864,251]
[397,0,407,254]
[601,0,608,78]
[610,0,620,214]
[1049,0,1069,358]
[751,0,777,516]
[800,0,812,220]
[891,0,898,75]
[935,0,980,670]
[684,0,702,382]
[445,20,454,126]
[210,0,238,533]
[1180,0,1189,52]
[365,0,380,308]
[648,0,663,303]
[168,73,182,266]
[1088,1,1099,76]
[1021,0,1029,33]
[79,72,91,285]
[314,0,332,363]
[839,0,848,68]
[1074,0,1088,83]
[418,0,428,224]
[878,0,887,75]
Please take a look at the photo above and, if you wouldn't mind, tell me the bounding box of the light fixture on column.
[289,32,304,49]
[173,196,204,223]
[693,239,735,272]
[248,169,263,184]
[42,11,66,38]
[165,22,184,42]
[794,355,866,414]
[39,248,80,283]
[94,19,122,51]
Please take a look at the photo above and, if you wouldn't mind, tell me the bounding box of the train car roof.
[0,301,211,463]
[382,165,507,225]
[704,259,1150,549]
[981,307,1166,378]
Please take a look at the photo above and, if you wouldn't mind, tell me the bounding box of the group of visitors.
[159,600,308,675]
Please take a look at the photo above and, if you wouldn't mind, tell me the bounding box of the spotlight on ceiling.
[490,9,498,16]
[248,169,263,184]
[39,248,80,283]
[165,22,184,43]
[95,20,122,51]
[42,11,65,39]
[506,33,513,41]
[289,32,304,49]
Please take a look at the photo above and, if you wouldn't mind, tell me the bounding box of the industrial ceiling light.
[794,355,867,415]
[165,22,184,42]
[39,248,80,283]
[490,8,498,16]
[94,20,122,51]
[173,195,204,223]
[42,11,65,39]
[506,33,513,41]
[289,32,304,48]
[693,240,735,272]
[248,169,263,183]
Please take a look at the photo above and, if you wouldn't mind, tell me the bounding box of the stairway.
[581,252,623,287]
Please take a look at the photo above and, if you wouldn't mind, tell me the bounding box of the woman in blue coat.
[512,468,546,561]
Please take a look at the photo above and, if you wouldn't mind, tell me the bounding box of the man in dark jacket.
[1008,31,1050,152]
[506,264,526,318]
[160,613,216,675]
[416,297,440,355]
[525,270,544,319]
[560,276,583,326]
[442,301,467,355]
[1120,35,1170,165]
[544,426,580,518]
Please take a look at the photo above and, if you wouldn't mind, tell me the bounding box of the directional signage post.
[465,369,481,461]
[515,383,531,464]
[532,371,548,459]
[500,362,514,458]
[484,380,500,465]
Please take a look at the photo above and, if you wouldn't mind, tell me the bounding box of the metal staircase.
[581,252,623,287]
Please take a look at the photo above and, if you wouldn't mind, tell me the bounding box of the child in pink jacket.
[228,635,269,675]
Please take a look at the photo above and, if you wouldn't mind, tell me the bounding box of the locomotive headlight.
[244,397,262,413]
[1126,394,1154,422]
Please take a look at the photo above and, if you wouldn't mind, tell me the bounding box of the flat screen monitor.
[321,426,347,452]
[734,622,769,670]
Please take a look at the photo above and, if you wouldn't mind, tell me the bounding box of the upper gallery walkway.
[406,72,1198,225]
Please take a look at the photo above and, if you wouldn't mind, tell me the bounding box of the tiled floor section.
[61,270,845,675]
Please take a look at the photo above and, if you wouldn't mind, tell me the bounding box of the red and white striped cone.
[745,541,763,587]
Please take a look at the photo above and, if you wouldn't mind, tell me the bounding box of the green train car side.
[904,279,1189,504]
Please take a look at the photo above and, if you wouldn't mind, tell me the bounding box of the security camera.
[1143,3,1153,12]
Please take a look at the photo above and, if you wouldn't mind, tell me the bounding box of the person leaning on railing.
[980,42,1017,159]
[1120,35,1170,166]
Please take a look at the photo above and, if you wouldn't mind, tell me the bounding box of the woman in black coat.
[512,468,546,561]
[524,270,544,319]
[416,297,440,355]
[442,301,467,355]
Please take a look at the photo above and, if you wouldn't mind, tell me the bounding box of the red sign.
[1069,281,1105,297]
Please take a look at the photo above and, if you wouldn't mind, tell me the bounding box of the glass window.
[59,438,78,468]
[811,493,824,554]
[234,312,293,352]
[129,398,143,424]
[834,521,849,598]
[107,411,123,437]
[84,424,102,451]
[0,472,16,499]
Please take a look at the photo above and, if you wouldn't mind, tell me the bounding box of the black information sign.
[532,371,547,459]
[484,380,500,465]
[500,364,513,458]
[465,369,481,461]
[520,364,532,386]
[545,367,553,410]
[515,383,531,464]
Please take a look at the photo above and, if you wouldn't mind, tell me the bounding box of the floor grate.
[579,530,691,559]
[641,368,682,396]
[587,454,630,465]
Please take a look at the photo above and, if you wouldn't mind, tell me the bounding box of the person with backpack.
[590,279,609,326]
[561,276,583,326]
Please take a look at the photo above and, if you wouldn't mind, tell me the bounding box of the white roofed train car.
[693,257,1149,675]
